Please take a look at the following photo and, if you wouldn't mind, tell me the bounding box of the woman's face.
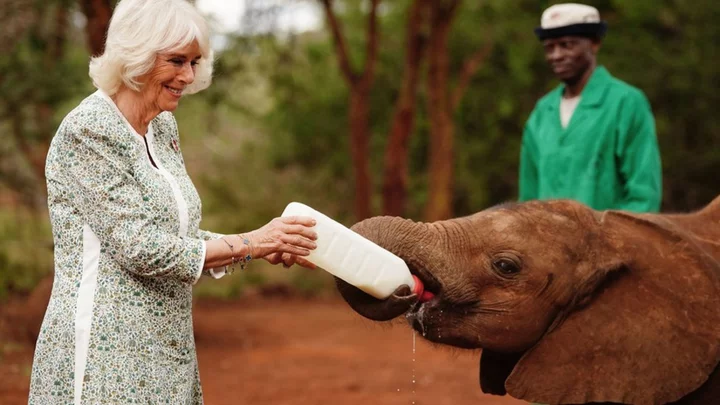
[143,40,201,112]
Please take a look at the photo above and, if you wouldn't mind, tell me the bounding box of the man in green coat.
[519,3,662,213]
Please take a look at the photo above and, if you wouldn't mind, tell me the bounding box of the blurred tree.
[257,0,540,220]
[319,0,380,221]
[0,0,39,207]
[1,0,71,209]
[381,0,430,216]
[452,0,545,214]
[423,0,460,221]
[423,0,494,221]
[79,0,113,56]
[600,0,720,210]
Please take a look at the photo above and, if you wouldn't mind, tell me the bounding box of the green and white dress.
[29,90,226,404]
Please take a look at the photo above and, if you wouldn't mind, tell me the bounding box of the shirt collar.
[547,65,612,109]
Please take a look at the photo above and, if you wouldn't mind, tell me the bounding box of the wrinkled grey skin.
[335,198,720,405]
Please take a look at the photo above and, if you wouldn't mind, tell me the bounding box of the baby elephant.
[335,197,720,405]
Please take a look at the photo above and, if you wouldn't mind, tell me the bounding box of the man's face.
[542,36,599,83]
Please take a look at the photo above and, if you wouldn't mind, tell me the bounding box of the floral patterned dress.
[29,90,225,404]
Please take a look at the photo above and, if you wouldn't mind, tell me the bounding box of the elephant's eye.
[492,258,521,276]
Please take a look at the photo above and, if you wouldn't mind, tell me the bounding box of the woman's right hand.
[265,252,318,269]
[243,216,318,260]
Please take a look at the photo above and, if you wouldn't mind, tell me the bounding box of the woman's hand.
[244,216,318,261]
[265,252,317,269]
[203,216,317,271]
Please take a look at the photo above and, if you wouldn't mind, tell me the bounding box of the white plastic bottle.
[281,202,418,299]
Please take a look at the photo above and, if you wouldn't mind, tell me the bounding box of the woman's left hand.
[243,215,317,259]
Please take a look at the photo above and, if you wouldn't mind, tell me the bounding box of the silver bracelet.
[238,234,253,264]
[221,235,252,274]
[220,237,237,274]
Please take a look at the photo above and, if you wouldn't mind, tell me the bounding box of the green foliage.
[598,0,720,210]
[0,2,92,138]
[0,209,54,300]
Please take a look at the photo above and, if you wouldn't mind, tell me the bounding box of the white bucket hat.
[534,3,607,40]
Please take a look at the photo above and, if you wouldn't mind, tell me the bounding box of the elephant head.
[335,198,720,404]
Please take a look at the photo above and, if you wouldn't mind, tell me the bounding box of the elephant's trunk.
[352,216,431,258]
[335,216,432,321]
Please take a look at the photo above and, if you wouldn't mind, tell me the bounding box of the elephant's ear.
[505,211,720,405]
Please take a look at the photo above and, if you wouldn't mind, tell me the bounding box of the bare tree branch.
[319,0,358,86]
[49,4,68,61]
[451,39,493,111]
[360,0,380,86]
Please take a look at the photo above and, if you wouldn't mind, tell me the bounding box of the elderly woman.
[28,0,317,403]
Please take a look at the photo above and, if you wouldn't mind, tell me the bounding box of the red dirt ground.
[0,294,525,405]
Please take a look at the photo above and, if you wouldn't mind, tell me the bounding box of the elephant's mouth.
[405,298,479,348]
[405,260,442,301]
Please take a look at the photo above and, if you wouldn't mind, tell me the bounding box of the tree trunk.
[320,0,380,221]
[382,0,430,217]
[79,0,113,56]
[424,1,460,222]
[350,88,372,220]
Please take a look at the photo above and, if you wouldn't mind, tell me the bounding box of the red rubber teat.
[412,275,436,302]
[420,290,435,302]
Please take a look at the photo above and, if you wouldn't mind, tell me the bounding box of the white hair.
[89,0,214,95]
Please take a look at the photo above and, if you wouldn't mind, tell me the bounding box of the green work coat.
[519,66,662,212]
